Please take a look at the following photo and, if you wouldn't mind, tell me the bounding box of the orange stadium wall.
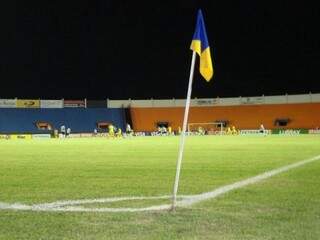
[130,103,320,132]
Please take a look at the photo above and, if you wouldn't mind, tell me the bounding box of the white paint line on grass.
[178,154,320,207]
[1,154,320,212]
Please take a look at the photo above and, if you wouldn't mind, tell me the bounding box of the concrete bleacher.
[0,108,126,134]
[128,103,320,131]
[1,93,319,134]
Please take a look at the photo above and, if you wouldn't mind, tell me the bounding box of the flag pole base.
[169,205,176,212]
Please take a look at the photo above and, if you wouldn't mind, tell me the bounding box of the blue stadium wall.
[0,108,126,134]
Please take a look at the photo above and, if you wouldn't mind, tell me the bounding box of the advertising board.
[40,100,63,108]
[16,99,40,108]
[309,129,320,134]
[0,99,16,108]
[10,134,32,140]
[32,134,51,139]
[0,134,10,139]
[64,100,85,108]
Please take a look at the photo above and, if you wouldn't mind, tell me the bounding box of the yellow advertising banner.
[16,99,40,108]
[10,134,32,140]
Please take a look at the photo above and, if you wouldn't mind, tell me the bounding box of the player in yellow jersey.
[231,125,237,135]
[116,127,122,138]
[198,126,205,135]
[108,124,115,137]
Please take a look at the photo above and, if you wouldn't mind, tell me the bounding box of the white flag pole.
[172,50,197,210]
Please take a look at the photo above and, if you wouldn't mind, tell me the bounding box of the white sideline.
[178,154,320,207]
[1,154,320,212]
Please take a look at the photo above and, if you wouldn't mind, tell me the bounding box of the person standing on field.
[116,127,122,138]
[108,124,115,137]
[60,125,66,138]
[259,124,266,136]
[66,127,71,137]
[126,123,133,136]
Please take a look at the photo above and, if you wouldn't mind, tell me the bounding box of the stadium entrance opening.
[36,122,52,130]
[156,121,169,128]
[97,122,111,131]
[274,118,290,127]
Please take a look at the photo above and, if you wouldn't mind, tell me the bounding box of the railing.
[107,93,320,108]
[1,93,320,109]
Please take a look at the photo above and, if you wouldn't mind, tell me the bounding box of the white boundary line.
[1,154,320,212]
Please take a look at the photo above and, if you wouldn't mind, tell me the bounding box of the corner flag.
[190,9,214,81]
[172,9,214,210]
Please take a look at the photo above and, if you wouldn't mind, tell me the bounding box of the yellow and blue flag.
[190,9,214,81]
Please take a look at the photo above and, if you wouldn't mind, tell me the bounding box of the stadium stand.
[129,103,320,132]
[0,108,126,134]
[1,94,319,134]
[107,93,320,132]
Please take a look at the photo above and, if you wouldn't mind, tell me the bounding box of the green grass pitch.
[0,135,320,239]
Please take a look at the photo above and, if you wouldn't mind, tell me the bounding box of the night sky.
[1,1,319,100]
